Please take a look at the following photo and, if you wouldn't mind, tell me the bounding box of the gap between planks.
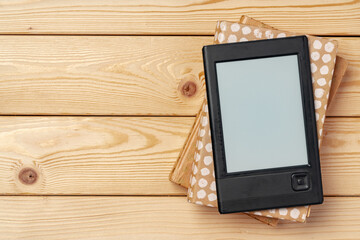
[0,34,359,37]
[0,115,197,117]
[0,194,360,197]
[0,115,358,118]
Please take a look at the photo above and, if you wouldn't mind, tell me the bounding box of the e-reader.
[203,36,323,213]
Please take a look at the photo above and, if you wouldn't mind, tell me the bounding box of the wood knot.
[181,81,197,97]
[18,168,38,185]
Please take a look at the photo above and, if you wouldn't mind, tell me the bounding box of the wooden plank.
[0,36,207,116]
[327,38,360,116]
[321,118,360,196]
[0,117,193,195]
[0,36,359,116]
[0,117,359,196]
[0,196,359,239]
[0,0,359,35]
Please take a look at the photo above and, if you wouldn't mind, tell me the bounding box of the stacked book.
[169,16,348,226]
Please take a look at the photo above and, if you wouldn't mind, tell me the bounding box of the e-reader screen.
[216,55,308,173]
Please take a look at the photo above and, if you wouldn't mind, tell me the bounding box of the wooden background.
[0,1,359,239]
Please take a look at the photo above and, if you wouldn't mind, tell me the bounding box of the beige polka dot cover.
[187,21,338,223]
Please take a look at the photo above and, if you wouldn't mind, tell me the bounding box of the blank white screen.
[216,55,308,173]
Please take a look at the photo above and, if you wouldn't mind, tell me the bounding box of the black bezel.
[203,36,323,213]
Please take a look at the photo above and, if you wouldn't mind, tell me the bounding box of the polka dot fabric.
[187,102,217,208]
[187,21,338,223]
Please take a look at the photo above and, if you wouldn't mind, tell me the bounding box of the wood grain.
[0,0,359,35]
[0,117,358,196]
[321,118,360,196]
[0,117,193,195]
[0,36,359,116]
[0,196,359,239]
[0,2,358,238]
[0,36,207,116]
[327,38,360,116]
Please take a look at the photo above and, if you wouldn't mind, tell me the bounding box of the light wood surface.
[0,36,208,116]
[0,0,359,35]
[0,36,359,116]
[0,117,358,196]
[0,117,192,195]
[0,1,359,238]
[0,196,359,240]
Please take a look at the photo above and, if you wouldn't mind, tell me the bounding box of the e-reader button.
[292,173,310,191]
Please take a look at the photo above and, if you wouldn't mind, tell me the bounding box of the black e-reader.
[203,36,323,213]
